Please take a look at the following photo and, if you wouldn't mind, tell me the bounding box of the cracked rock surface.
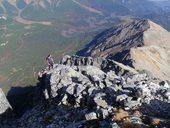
[0,56,170,128]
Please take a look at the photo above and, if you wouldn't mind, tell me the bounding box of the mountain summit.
[0,18,170,127]
[77,19,170,81]
[1,55,170,127]
[0,0,170,92]
[131,20,170,81]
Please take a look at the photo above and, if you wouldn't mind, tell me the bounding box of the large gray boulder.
[0,88,13,124]
[0,88,12,115]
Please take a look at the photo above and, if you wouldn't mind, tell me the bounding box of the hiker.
[46,54,54,70]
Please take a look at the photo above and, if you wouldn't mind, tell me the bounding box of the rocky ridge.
[0,55,170,128]
[77,19,170,81]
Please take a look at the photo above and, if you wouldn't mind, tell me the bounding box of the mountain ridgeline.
[77,19,170,81]
[1,0,170,93]
[0,19,170,127]
[0,0,162,17]
[0,1,170,127]
[0,0,168,27]
[0,55,170,127]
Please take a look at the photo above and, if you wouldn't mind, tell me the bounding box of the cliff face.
[1,56,170,127]
[77,20,170,81]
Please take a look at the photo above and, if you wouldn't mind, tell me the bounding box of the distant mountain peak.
[77,19,170,81]
[144,20,170,46]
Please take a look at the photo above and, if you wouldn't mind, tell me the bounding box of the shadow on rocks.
[7,85,37,117]
[140,99,170,127]
[0,108,13,123]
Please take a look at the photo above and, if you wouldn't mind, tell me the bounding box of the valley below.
[0,0,170,127]
[0,0,170,94]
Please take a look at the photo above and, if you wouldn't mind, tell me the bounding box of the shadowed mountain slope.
[77,20,170,81]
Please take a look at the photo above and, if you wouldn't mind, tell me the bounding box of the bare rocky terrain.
[1,0,170,94]
[77,19,170,81]
[0,1,170,127]
[0,19,170,128]
[0,55,170,128]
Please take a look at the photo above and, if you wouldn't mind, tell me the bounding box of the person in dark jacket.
[46,54,54,70]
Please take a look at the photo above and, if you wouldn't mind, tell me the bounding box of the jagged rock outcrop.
[1,56,170,128]
[77,19,170,81]
[60,55,138,75]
